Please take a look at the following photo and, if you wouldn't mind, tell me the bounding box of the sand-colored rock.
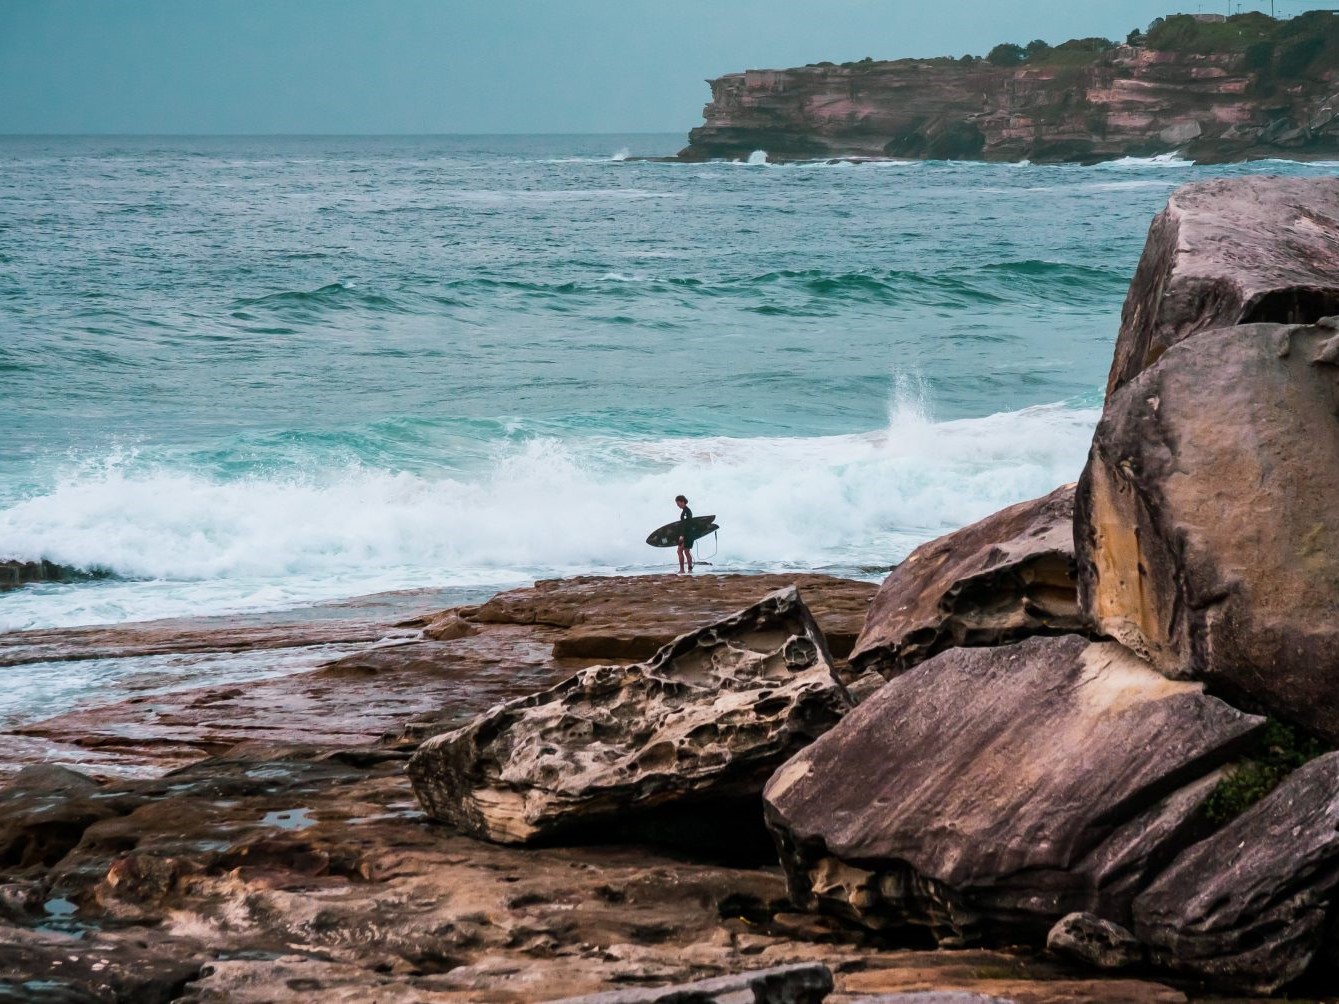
[764,635,1263,945]
[1106,176,1339,397]
[1077,319,1339,740]
[850,485,1081,677]
[409,588,849,848]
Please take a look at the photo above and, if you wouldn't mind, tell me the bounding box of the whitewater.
[4,134,1337,633]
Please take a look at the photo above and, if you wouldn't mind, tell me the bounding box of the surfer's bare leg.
[677,540,693,573]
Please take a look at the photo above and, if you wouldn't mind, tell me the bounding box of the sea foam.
[0,395,1098,629]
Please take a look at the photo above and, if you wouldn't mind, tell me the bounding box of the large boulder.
[1107,175,1339,398]
[763,635,1263,945]
[408,587,850,848]
[849,485,1081,677]
[1133,752,1339,993]
[1076,319,1339,740]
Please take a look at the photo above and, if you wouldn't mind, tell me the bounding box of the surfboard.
[646,514,719,548]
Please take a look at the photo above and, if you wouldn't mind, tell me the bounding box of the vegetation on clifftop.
[1144,10,1339,78]
[807,10,1339,78]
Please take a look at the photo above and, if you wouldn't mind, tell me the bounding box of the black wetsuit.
[678,507,693,550]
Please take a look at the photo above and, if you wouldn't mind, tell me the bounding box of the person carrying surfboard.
[675,495,694,574]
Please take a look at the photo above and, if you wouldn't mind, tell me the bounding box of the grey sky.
[0,0,1286,134]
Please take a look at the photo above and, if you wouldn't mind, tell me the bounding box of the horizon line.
[0,130,692,139]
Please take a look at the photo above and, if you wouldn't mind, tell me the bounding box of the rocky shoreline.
[677,17,1339,164]
[6,176,1339,1000]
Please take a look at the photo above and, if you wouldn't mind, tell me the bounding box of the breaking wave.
[0,392,1098,629]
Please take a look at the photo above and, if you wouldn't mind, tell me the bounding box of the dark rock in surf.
[849,484,1081,677]
[1133,751,1339,993]
[1106,175,1339,397]
[0,558,98,591]
[763,635,1262,944]
[1077,319,1339,742]
[408,587,850,848]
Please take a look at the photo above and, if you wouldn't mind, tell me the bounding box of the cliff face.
[680,47,1339,163]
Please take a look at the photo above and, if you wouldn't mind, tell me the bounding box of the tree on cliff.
[986,43,1027,67]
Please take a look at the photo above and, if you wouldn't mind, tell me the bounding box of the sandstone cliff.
[680,36,1339,163]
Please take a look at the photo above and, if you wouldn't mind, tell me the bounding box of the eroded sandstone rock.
[1077,319,1339,740]
[849,485,1081,677]
[409,587,849,848]
[0,578,1193,1003]
[764,635,1263,945]
[1107,176,1339,396]
[1133,751,1339,993]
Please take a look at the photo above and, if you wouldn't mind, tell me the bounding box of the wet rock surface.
[408,587,849,849]
[466,573,877,662]
[764,635,1263,944]
[1133,751,1339,993]
[850,485,1082,677]
[0,575,1200,1002]
[1077,318,1339,741]
[1105,176,1339,397]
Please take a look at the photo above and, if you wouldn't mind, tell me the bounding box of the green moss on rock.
[1204,720,1330,825]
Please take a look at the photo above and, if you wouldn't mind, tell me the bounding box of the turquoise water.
[3,134,1336,629]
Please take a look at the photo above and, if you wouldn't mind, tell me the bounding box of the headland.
[678,12,1339,164]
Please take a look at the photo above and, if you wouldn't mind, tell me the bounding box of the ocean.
[3,134,1336,636]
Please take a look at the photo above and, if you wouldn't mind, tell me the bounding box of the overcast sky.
[0,0,1284,134]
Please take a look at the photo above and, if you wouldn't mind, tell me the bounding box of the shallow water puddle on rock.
[261,807,315,830]
[35,896,91,937]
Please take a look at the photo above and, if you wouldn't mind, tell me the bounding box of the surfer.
[674,495,694,574]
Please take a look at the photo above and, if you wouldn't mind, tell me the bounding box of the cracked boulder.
[1077,320,1339,741]
[763,635,1263,946]
[1133,751,1339,993]
[408,587,850,849]
[1107,175,1339,397]
[849,484,1081,678]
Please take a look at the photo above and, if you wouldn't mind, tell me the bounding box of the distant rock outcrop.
[679,34,1339,164]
